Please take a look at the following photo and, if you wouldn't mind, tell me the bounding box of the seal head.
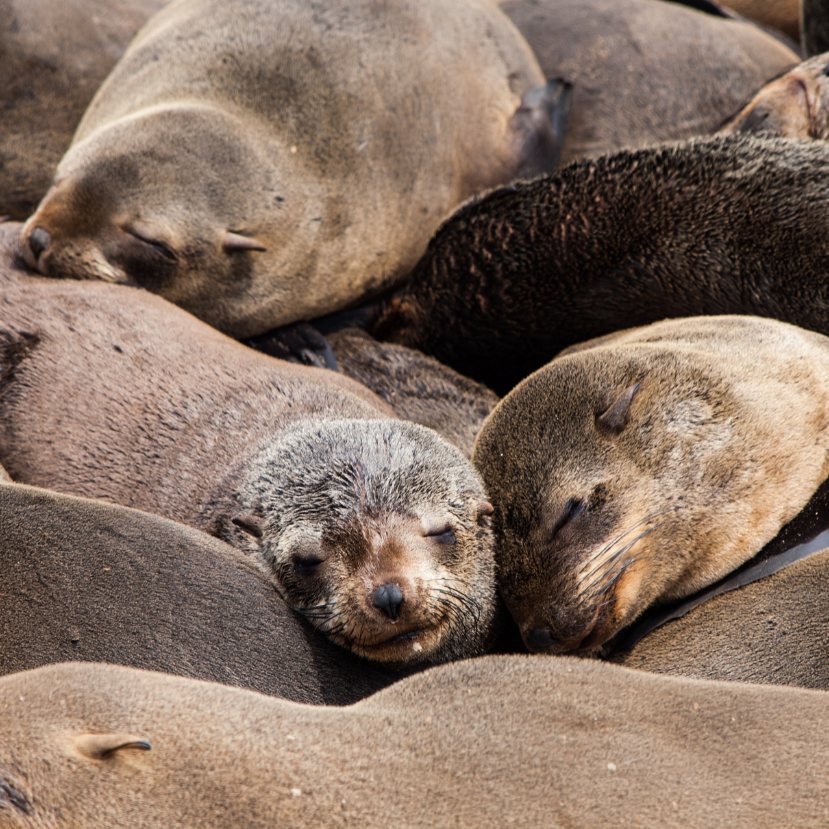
[231,419,496,665]
[473,317,829,654]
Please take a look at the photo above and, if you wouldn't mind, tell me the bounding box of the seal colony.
[374,135,829,394]
[18,0,570,337]
[472,316,829,654]
[0,227,496,666]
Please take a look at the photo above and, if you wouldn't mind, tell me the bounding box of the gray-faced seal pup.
[496,0,797,167]
[4,659,829,828]
[374,134,829,394]
[472,316,829,654]
[0,226,496,667]
[19,0,571,338]
[0,0,168,220]
[0,482,402,703]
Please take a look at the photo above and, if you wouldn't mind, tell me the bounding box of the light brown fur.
[473,316,829,653]
[497,0,797,165]
[721,0,801,40]
[0,224,495,666]
[20,0,561,337]
[3,658,829,827]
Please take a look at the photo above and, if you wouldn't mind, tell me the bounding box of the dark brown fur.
[375,135,829,394]
[328,328,498,459]
[0,483,401,703]
[5,658,829,827]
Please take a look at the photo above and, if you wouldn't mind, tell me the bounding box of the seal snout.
[372,582,404,620]
[526,628,559,650]
[25,226,51,264]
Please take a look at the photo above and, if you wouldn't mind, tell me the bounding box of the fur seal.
[496,0,798,166]
[3,658,829,828]
[719,52,829,139]
[720,0,801,41]
[472,316,829,654]
[374,134,829,394]
[19,0,570,337]
[0,482,401,703]
[0,0,168,220]
[0,225,496,666]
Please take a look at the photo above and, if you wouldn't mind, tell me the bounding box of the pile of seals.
[6,0,829,825]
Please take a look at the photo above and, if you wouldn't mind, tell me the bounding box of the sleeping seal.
[19,0,569,337]
[374,135,829,394]
[472,316,829,654]
[0,225,495,666]
[3,658,829,828]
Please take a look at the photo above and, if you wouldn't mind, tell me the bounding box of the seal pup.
[0,0,168,220]
[472,316,829,654]
[0,482,402,703]
[374,135,829,394]
[3,659,829,829]
[496,0,797,166]
[0,227,496,667]
[19,0,570,337]
[719,52,829,139]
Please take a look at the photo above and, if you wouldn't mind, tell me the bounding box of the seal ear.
[596,383,640,433]
[75,733,151,760]
[223,231,267,253]
[232,514,265,538]
[477,499,495,518]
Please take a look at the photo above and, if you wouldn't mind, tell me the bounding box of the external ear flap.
[596,383,640,433]
[232,514,265,538]
[477,500,495,518]
[222,231,267,253]
[75,733,151,760]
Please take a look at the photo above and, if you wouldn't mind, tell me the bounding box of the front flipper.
[245,322,339,371]
[510,77,574,178]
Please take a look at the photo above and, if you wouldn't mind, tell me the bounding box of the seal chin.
[343,623,445,665]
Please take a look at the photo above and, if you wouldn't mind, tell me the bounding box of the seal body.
[19,0,565,336]
[497,0,798,166]
[0,226,495,666]
[375,135,829,394]
[472,316,829,653]
[3,658,829,828]
[720,0,801,41]
[0,482,401,702]
[720,52,829,140]
[0,0,168,220]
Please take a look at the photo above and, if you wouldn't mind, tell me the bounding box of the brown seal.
[0,482,402,703]
[0,225,495,666]
[0,0,168,220]
[327,328,498,459]
[720,0,801,41]
[3,658,829,828]
[496,0,798,167]
[374,134,829,395]
[472,316,829,654]
[19,0,570,338]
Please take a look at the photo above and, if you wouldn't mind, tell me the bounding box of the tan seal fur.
[0,0,168,220]
[0,225,495,666]
[496,0,798,166]
[4,659,829,828]
[0,482,402,702]
[472,316,829,654]
[610,543,829,689]
[721,0,801,41]
[328,328,499,460]
[19,0,564,337]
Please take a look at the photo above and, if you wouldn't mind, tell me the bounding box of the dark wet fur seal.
[0,225,496,666]
[496,0,798,166]
[472,316,829,654]
[19,0,570,337]
[5,658,829,828]
[327,328,498,459]
[610,544,829,688]
[0,0,168,220]
[0,482,402,703]
[375,135,829,394]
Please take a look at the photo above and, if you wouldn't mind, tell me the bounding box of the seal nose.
[26,226,51,262]
[527,628,558,650]
[372,583,404,620]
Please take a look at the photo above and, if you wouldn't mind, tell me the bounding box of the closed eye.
[291,554,324,575]
[550,497,586,537]
[425,524,456,544]
[124,226,177,262]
